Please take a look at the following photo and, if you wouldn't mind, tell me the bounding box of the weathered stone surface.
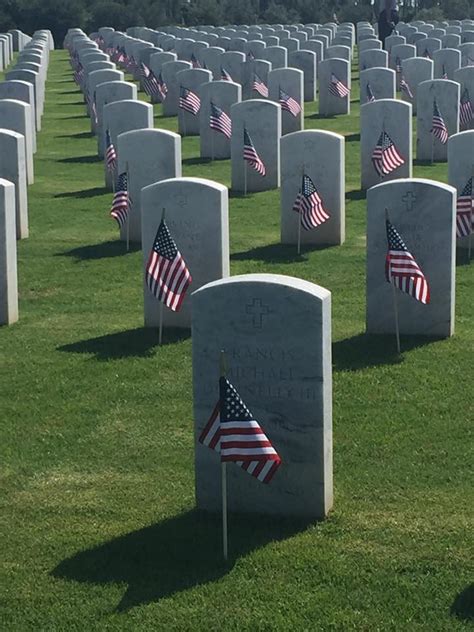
[0,178,17,325]
[193,273,333,519]
[0,129,28,239]
[268,67,304,135]
[200,80,241,159]
[448,130,474,249]
[367,178,456,338]
[416,79,460,161]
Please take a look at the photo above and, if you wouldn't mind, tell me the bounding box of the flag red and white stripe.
[179,86,201,115]
[432,100,449,144]
[293,174,330,231]
[110,172,130,229]
[329,73,350,98]
[279,87,301,116]
[372,131,405,177]
[210,102,232,139]
[243,128,266,176]
[252,72,268,97]
[145,219,192,312]
[385,219,430,304]
[105,129,117,172]
[456,177,473,238]
[459,88,473,129]
[199,376,281,484]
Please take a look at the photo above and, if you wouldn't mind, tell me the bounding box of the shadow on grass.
[57,326,188,359]
[346,188,366,202]
[456,249,473,266]
[62,114,88,120]
[309,112,337,120]
[51,509,311,611]
[333,333,437,371]
[56,131,94,140]
[54,186,108,199]
[345,133,360,143]
[451,583,474,622]
[182,156,214,166]
[413,159,437,168]
[58,89,81,95]
[57,155,102,165]
[57,239,139,260]
[231,242,335,263]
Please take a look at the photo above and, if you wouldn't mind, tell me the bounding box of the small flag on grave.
[395,57,402,73]
[431,100,449,144]
[442,64,448,79]
[139,61,151,79]
[142,68,162,98]
[110,172,130,229]
[221,66,232,81]
[199,376,281,484]
[157,72,168,101]
[366,83,376,103]
[385,219,430,304]
[423,48,431,59]
[372,131,405,177]
[400,75,413,99]
[459,88,473,129]
[210,102,232,139]
[191,53,201,68]
[247,50,255,61]
[252,72,269,97]
[292,174,330,231]
[145,219,192,312]
[329,73,350,98]
[456,177,473,238]
[179,86,201,115]
[105,129,117,172]
[279,87,301,116]
[243,128,266,176]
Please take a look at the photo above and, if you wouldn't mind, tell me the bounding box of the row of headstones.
[356,18,474,42]
[66,30,458,517]
[0,30,54,327]
[193,176,458,516]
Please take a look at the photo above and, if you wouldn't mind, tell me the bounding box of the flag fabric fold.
[110,172,130,229]
[371,131,405,177]
[179,86,201,115]
[292,174,330,231]
[431,100,449,144]
[243,128,266,176]
[366,83,375,103]
[210,102,232,139]
[199,376,282,484]
[252,72,269,97]
[145,219,192,312]
[400,75,413,99]
[459,88,473,129]
[105,129,117,172]
[385,219,430,304]
[329,73,350,98]
[456,177,473,239]
[279,87,301,116]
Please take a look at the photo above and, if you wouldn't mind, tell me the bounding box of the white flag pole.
[219,350,228,561]
[125,161,130,252]
[386,208,401,354]
[158,207,166,345]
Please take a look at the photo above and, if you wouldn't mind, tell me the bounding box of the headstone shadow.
[57,155,102,165]
[57,326,189,360]
[333,333,439,371]
[54,186,108,199]
[57,131,94,140]
[182,156,214,166]
[450,583,474,622]
[51,509,312,612]
[346,188,366,201]
[57,240,139,261]
[345,132,360,143]
[231,242,330,263]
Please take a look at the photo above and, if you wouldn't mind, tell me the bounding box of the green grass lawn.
[0,51,473,631]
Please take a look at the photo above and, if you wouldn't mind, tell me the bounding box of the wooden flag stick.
[386,208,401,354]
[219,350,228,562]
[158,208,166,345]
[125,161,130,252]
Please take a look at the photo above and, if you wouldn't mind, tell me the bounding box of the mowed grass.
[0,51,473,631]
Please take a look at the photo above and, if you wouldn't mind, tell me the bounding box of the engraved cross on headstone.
[245,298,270,328]
[402,191,416,211]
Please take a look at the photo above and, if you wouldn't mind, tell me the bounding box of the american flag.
[191,52,201,68]
[210,102,232,139]
[142,68,162,98]
[252,72,269,97]
[127,55,138,73]
[221,66,232,81]
[117,48,126,65]
[247,50,256,61]
[91,92,98,125]
[400,75,413,99]
[459,88,473,129]
[385,219,430,304]
[243,128,266,176]
[145,219,192,312]
[292,174,330,231]
[431,100,449,144]
[157,72,168,101]
[73,62,84,84]
[366,82,376,103]
[442,64,448,79]
[329,73,350,98]
[456,177,473,238]
[372,131,405,177]
[279,87,301,116]
[422,48,432,59]
[139,61,151,79]
[199,376,281,484]
[179,86,201,115]
[395,57,402,73]
[105,129,117,172]
[110,172,130,229]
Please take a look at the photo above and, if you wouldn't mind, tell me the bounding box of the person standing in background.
[378,0,399,47]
